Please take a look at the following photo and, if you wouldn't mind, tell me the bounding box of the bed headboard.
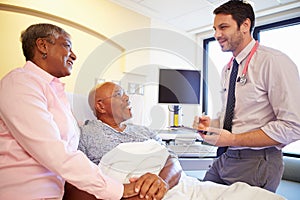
[66,93,96,125]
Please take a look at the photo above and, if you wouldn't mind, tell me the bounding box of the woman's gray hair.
[20,23,70,61]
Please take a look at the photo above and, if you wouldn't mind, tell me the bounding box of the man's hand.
[200,127,234,146]
[193,115,211,130]
[193,116,234,147]
[131,173,169,200]
[158,156,182,190]
[201,128,281,148]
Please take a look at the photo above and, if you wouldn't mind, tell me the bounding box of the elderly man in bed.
[64,81,182,200]
[64,82,285,200]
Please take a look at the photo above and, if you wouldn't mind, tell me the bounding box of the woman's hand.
[123,173,168,200]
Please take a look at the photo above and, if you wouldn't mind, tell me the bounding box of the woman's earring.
[42,53,47,59]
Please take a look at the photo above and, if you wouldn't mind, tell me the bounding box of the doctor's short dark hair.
[213,0,255,33]
[20,23,70,61]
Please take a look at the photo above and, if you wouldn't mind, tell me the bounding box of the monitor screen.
[158,69,201,104]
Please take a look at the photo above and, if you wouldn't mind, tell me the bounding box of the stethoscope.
[222,41,259,91]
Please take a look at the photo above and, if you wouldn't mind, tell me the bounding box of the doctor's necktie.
[217,59,239,157]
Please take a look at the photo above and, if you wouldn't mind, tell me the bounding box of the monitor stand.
[168,105,182,127]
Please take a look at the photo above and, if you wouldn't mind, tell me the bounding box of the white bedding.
[99,140,285,200]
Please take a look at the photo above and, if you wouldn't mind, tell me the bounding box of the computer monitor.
[158,68,201,105]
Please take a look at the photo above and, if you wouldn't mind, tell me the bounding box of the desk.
[171,144,216,171]
[157,129,217,171]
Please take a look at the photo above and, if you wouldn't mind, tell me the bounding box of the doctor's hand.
[193,115,211,130]
[127,173,169,200]
[199,127,235,147]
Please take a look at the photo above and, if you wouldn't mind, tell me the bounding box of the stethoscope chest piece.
[239,75,247,85]
[223,41,259,91]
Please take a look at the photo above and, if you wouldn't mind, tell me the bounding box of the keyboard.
[168,143,217,157]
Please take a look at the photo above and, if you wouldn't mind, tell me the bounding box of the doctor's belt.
[225,147,281,159]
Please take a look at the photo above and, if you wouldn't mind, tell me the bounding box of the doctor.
[194,0,300,192]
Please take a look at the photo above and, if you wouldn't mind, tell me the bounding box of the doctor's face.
[213,14,244,56]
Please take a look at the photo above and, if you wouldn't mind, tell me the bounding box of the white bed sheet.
[99,140,285,200]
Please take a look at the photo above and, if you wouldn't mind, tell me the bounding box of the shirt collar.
[24,61,66,91]
[24,61,56,84]
[235,39,256,65]
[98,119,127,133]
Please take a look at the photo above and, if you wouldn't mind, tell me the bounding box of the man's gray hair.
[88,85,98,116]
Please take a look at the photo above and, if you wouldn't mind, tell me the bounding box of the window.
[203,17,300,156]
[254,17,300,156]
[254,17,300,77]
[203,39,231,118]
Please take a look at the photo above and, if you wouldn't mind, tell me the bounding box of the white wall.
[120,19,203,130]
[0,0,151,93]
